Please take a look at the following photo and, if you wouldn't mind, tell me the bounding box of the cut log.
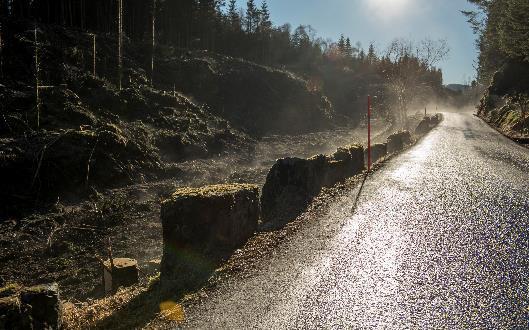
[102,258,139,294]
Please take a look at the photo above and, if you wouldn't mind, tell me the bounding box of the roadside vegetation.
[464,0,529,139]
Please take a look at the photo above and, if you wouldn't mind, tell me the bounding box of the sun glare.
[364,0,413,20]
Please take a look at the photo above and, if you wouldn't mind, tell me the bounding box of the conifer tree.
[367,43,377,63]
[228,0,240,30]
[345,37,353,58]
[34,24,40,127]
[151,0,156,85]
[358,49,365,61]
[338,34,346,54]
[246,0,258,33]
[259,1,272,32]
[0,20,3,79]
[499,0,529,61]
[118,0,123,90]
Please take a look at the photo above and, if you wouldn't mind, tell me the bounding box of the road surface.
[184,112,529,329]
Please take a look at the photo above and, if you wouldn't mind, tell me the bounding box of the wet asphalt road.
[184,112,529,329]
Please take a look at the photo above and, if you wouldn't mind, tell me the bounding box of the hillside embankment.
[477,60,529,143]
[0,18,374,300]
[0,19,335,218]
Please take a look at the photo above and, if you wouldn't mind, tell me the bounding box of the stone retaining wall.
[160,184,260,288]
[415,114,443,135]
[157,115,444,288]
[387,130,412,154]
[261,145,364,226]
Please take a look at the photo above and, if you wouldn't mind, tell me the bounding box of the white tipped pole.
[118,0,123,90]
[34,23,40,128]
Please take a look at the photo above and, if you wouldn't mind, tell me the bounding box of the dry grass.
[62,285,147,329]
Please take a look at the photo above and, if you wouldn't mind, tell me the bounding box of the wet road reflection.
[185,112,529,329]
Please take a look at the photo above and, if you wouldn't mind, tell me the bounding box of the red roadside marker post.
[367,95,371,172]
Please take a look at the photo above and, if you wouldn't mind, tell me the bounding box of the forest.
[464,0,529,84]
[465,0,529,137]
[0,0,451,122]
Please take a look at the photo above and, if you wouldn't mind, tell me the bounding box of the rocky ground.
[477,60,529,143]
[0,121,390,301]
[0,17,342,301]
[60,134,421,329]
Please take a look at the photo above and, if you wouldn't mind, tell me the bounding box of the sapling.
[118,0,123,90]
[151,0,156,86]
[90,33,96,76]
[0,21,3,80]
[34,23,41,128]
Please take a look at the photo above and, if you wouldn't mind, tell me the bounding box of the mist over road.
[184,112,529,329]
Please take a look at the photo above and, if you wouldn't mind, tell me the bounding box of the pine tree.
[118,0,123,90]
[338,34,345,54]
[228,0,240,30]
[34,24,41,127]
[151,0,156,85]
[345,38,353,58]
[197,0,216,48]
[246,0,258,33]
[499,0,529,61]
[90,33,96,77]
[367,43,377,63]
[0,0,8,16]
[0,20,3,79]
[359,49,365,61]
[259,1,272,32]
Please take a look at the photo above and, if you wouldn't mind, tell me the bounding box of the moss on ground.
[167,184,259,201]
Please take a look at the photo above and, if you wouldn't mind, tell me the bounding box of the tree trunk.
[118,0,123,90]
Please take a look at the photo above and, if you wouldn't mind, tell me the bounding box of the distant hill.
[445,84,470,92]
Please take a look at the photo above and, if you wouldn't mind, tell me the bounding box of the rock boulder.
[366,143,388,165]
[160,184,259,288]
[260,155,327,225]
[261,146,364,226]
[387,131,412,154]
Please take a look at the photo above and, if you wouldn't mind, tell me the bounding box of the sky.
[235,0,479,85]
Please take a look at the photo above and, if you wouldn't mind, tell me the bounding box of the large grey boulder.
[260,155,327,225]
[387,131,412,154]
[261,145,364,226]
[324,145,364,187]
[415,114,443,135]
[365,143,387,165]
[415,117,432,135]
[160,184,260,288]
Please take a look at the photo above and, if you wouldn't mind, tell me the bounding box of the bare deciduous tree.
[383,38,449,126]
[418,37,450,68]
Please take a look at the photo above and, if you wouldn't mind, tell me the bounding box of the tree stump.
[102,258,139,294]
[0,295,22,329]
[19,283,61,329]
